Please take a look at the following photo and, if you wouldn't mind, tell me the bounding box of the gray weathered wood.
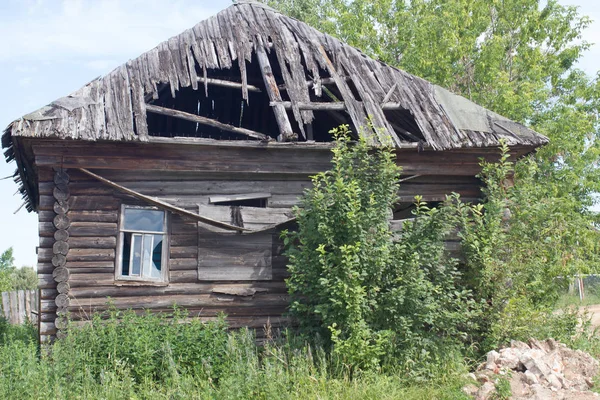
[196,77,261,93]
[146,104,270,141]
[79,168,249,232]
[255,37,296,142]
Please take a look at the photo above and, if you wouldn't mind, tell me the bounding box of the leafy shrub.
[454,140,600,350]
[283,126,482,372]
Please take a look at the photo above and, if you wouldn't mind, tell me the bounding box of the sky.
[0,0,598,268]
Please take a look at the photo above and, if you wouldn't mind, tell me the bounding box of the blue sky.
[0,0,598,267]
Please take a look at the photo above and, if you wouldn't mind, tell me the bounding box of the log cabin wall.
[32,139,497,342]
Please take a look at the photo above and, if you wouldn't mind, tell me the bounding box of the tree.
[0,248,38,291]
[0,248,16,292]
[11,268,37,291]
[284,126,481,370]
[265,0,600,216]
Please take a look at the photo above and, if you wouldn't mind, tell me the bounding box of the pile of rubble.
[465,339,599,400]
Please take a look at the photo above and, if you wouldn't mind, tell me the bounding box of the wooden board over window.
[196,203,292,281]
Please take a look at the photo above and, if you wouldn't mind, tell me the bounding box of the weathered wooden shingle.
[2,1,549,211]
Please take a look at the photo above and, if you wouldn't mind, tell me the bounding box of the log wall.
[34,139,492,342]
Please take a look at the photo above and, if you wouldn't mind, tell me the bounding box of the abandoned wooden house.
[2,1,548,343]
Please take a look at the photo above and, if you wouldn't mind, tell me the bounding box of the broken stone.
[524,370,539,385]
[475,381,496,400]
[462,384,479,397]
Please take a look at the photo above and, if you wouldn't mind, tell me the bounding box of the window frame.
[115,204,170,284]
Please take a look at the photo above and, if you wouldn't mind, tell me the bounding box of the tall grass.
[0,310,473,399]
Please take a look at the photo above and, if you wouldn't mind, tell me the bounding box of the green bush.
[283,126,482,373]
[454,140,600,350]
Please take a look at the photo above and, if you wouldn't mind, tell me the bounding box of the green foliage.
[0,248,37,291]
[10,267,37,291]
[453,141,600,349]
[0,248,15,292]
[0,314,473,399]
[283,127,481,372]
[266,0,600,248]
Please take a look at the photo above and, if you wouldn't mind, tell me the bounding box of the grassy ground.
[0,314,473,400]
[557,293,600,308]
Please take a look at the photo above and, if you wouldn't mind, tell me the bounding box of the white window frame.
[115,204,169,283]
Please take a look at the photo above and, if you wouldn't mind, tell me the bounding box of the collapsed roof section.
[3,0,547,156]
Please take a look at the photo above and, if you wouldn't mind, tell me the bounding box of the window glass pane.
[123,208,164,232]
[151,235,163,278]
[131,234,142,276]
[141,234,154,278]
[121,233,131,276]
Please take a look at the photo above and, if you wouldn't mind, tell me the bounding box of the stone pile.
[465,339,599,400]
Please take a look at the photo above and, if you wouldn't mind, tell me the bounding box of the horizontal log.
[169,246,198,259]
[68,273,115,287]
[38,263,53,274]
[69,282,287,299]
[67,305,289,320]
[40,322,56,335]
[68,236,117,249]
[39,274,56,289]
[39,195,120,212]
[67,249,115,262]
[66,293,289,311]
[38,248,53,263]
[65,261,115,270]
[170,258,198,270]
[40,289,59,300]
[69,222,118,237]
[42,210,119,223]
[170,235,197,247]
[146,104,270,141]
[170,268,286,283]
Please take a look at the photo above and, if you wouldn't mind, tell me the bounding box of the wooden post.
[255,37,296,142]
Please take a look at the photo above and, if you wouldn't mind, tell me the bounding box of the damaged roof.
[2,1,548,150]
[2,1,548,211]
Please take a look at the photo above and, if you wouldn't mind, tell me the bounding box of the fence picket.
[0,290,39,325]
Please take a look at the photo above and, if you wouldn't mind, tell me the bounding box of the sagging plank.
[146,104,270,141]
[79,168,248,232]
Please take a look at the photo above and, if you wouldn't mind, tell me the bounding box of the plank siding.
[34,140,486,342]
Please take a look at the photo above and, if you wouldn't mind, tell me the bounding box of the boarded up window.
[197,204,293,281]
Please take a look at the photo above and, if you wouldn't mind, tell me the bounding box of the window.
[117,205,169,283]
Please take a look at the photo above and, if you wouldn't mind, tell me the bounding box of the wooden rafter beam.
[197,77,262,93]
[381,83,398,104]
[255,37,296,142]
[145,104,271,141]
[270,101,406,111]
[78,168,249,232]
[278,76,350,91]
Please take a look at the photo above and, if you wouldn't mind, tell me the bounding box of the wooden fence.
[0,290,39,325]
